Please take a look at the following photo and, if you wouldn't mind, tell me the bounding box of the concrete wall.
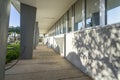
[66,24,120,80]
[46,24,120,80]
[45,34,65,56]
[54,35,64,56]
[33,22,39,49]
[0,0,11,80]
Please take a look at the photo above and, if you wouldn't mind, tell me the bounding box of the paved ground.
[5,45,93,80]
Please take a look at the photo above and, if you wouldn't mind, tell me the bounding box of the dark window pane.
[68,7,74,32]
[86,0,100,27]
[75,0,83,31]
[63,14,67,33]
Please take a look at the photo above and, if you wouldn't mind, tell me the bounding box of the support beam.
[36,23,39,46]
[100,0,106,25]
[33,22,37,49]
[66,12,69,33]
[20,3,36,59]
[0,0,11,80]
[82,0,86,28]
[34,22,39,49]
[72,5,75,32]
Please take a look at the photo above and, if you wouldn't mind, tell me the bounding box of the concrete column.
[72,5,75,32]
[82,0,86,28]
[33,22,39,49]
[100,0,106,25]
[64,34,66,57]
[66,12,69,33]
[0,0,11,80]
[20,3,36,59]
[36,24,39,46]
[33,22,37,49]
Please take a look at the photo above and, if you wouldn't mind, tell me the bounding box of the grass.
[6,43,20,64]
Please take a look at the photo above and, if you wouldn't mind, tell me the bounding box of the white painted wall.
[44,24,120,80]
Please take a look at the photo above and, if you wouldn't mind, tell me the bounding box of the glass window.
[53,26,55,36]
[107,0,120,25]
[86,0,100,27]
[75,0,83,31]
[68,7,74,32]
[55,24,56,35]
[55,24,57,35]
[56,22,59,35]
[58,20,61,34]
[51,27,54,36]
[63,14,67,33]
[60,18,63,34]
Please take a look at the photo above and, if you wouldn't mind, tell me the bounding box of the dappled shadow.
[67,52,87,73]
[45,37,61,55]
[73,25,120,79]
[54,45,60,54]
[54,37,64,55]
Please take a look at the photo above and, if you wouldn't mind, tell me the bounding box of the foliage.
[8,26,20,34]
[6,43,20,64]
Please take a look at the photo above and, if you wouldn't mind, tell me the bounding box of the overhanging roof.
[12,0,77,34]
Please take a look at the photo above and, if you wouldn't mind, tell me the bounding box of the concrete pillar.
[20,3,36,59]
[36,24,39,46]
[100,0,106,25]
[72,5,75,32]
[0,0,11,80]
[82,0,86,28]
[33,22,37,49]
[66,12,69,33]
[33,22,39,49]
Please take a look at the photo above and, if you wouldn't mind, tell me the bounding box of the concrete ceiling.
[13,0,77,34]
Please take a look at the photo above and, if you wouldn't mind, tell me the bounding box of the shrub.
[6,44,20,64]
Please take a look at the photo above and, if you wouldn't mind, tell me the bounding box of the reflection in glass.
[68,7,73,32]
[56,22,59,35]
[58,21,61,34]
[75,0,83,31]
[63,14,67,33]
[86,0,100,27]
[107,0,120,25]
[61,18,64,34]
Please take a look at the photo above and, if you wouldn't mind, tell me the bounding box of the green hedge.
[6,44,20,64]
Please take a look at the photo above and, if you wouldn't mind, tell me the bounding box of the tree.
[8,26,20,34]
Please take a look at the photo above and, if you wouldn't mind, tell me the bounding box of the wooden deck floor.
[5,45,93,80]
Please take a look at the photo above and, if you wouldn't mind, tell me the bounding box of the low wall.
[65,24,120,80]
[53,35,64,56]
[45,34,65,56]
[45,23,120,80]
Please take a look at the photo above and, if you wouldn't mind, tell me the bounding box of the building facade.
[45,0,120,80]
[0,0,120,80]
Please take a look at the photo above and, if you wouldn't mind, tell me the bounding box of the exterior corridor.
[5,44,92,80]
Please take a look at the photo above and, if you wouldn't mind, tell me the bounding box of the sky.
[9,4,20,27]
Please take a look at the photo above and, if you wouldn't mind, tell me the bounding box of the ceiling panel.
[16,0,77,34]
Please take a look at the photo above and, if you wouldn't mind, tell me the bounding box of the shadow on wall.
[45,37,61,55]
[45,38,53,48]
[67,52,87,72]
[54,45,60,54]
[68,25,120,80]
[54,37,64,55]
